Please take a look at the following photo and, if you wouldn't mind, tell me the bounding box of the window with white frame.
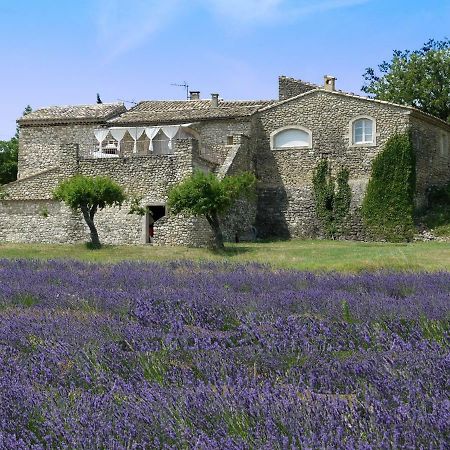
[271,126,312,149]
[352,118,374,145]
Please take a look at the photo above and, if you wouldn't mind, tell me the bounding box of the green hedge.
[361,133,416,241]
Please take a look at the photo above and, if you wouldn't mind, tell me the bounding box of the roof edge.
[17,103,127,125]
[257,88,450,127]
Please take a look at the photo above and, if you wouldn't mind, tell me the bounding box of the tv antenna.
[171,81,189,100]
[117,98,138,105]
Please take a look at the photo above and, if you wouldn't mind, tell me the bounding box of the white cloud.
[96,0,182,61]
[204,0,370,24]
[94,0,370,60]
[204,0,285,23]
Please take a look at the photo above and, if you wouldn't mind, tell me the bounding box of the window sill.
[349,142,377,148]
[271,146,312,151]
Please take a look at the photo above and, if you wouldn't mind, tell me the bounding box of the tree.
[53,175,126,248]
[0,139,19,185]
[362,38,450,122]
[168,171,256,249]
[0,105,32,185]
[16,105,33,138]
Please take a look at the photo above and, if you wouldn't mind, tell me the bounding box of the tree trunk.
[206,212,224,250]
[80,204,101,248]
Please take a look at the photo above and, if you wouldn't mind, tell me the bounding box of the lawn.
[1,239,450,271]
[0,259,448,448]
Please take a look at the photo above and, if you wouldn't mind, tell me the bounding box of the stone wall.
[192,119,252,163]
[18,124,98,179]
[0,200,86,244]
[254,90,411,239]
[218,136,258,241]
[410,115,450,209]
[0,139,218,246]
[278,76,318,101]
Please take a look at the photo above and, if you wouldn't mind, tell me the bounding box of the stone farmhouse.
[1,75,449,246]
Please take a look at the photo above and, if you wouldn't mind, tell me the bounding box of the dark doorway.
[147,205,166,243]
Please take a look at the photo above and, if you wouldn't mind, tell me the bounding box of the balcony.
[87,138,178,158]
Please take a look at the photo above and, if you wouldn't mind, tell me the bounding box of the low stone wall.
[0,200,86,244]
[1,168,61,200]
[154,214,213,247]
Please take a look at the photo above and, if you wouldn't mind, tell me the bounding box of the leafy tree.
[53,175,126,248]
[0,138,19,185]
[361,133,416,242]
[0,105,32,185]
[16,105,33,138]
[362,38,450,122]
[168,171,256,249]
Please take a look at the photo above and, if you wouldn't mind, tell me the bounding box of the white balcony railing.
[85,139,176,159]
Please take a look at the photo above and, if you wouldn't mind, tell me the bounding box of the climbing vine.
[312,159,352,239]
[361,133,415,241]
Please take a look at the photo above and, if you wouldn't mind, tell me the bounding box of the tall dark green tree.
[0,105,32,185]
[0,139,18,185]
[362,38,450,122]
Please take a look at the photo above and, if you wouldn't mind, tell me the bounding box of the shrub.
[362,133,415,241]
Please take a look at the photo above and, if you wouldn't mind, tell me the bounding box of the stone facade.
[1,76,449,246]
[254,90,413,238]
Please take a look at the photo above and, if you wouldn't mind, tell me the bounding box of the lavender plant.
[0,259,448,448]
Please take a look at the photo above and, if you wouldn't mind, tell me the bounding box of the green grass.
[1,239,449,272]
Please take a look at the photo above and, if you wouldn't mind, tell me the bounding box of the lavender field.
[0,259,448,449]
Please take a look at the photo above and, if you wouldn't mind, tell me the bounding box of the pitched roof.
[108,99,277,125]
[18,103,127,125]
[258,88,450,129]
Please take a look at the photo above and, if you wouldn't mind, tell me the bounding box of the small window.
[271,126,312,149]
[352,118,374,144]
[227,135,234,145]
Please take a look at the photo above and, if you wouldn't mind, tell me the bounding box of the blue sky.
[0,0,448,139]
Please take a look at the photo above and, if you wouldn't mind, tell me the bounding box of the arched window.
[351,117,375,145]
[271,126,312,149]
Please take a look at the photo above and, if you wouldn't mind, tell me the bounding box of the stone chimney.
[211,93,219,108]
[324,75,336,91]
[189,91,200,100]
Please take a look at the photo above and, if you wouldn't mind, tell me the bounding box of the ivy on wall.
[312,159,352,239]
[361,133,416,242]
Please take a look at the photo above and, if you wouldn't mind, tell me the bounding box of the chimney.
[324,75,336,91]
[189,91,200,100]
[211,93,219,108]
